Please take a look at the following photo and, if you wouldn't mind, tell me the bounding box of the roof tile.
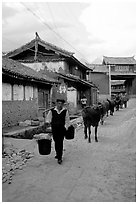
[103,56,136,65]
[2,57,58,84]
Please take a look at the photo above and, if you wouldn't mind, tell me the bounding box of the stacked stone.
[2,147,34,184]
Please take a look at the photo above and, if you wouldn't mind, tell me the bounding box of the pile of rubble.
[70,116,83,129]
[2,145,34,184]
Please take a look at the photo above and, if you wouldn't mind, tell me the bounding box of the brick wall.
[2,99,38,128]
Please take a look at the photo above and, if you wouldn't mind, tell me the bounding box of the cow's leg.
[116,103,119,111]
[100,115,104,125]
[95,125,98,142]
[88,125,91,143]
[84,123,87,139]
[106,110,109,117]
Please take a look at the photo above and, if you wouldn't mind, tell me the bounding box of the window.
[115,65,129,72]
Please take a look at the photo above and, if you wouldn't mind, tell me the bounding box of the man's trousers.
[52,126,66,160]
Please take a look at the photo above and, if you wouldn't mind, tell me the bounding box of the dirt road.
[2,99,136,202]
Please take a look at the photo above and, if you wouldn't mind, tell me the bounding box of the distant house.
[86,64,110,101]
[2,57,58,127]
[5,32,98,113]
[111,80,126,95]
[103,56,136,97]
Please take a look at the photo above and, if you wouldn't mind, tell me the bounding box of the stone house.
[86,56,136,100]
[111,80,126,95]
[2,57,58,127]
[86,64,110,101]
[5,32,98,113]
[102,56,136,97]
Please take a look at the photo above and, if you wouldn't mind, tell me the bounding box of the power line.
[46,2,58,31]
[37,2,65,49]
[20,2,88,63]
[45,2,66,48]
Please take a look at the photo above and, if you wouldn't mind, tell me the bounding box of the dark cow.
[82,105,102,143]
[98,100,110,125]
[114,95,121,111]
[107,99,115,116]
[98,99,115,125]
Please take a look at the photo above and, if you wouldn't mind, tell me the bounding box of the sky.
[2,0,136,64]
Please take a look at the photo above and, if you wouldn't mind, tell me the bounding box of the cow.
[82,105,103,143]
[98,99,115,125]
[114,94,121,111]
[98,100,110,125]
[107,99,115,116]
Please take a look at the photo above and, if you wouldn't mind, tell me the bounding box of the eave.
[58,73,97,88]
[2,69,58,85]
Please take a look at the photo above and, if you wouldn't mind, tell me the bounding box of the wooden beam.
[34,32,39,61]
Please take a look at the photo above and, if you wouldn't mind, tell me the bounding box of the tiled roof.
[103,56,136,65]
[39,38,74,56]
[5,33,90,71]
[5,35,74,58]
[58,73,97,88]
[71,56,91,70]
[2,57,58,84]
[86,64,108,73]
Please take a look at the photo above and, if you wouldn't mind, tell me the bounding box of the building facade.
[111,80,126,96]
[86,64,110,101]
[2,57,58,127]
[5,32,98,113]
[103,56,136,97]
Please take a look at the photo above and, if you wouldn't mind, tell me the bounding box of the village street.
[2,98,136,202]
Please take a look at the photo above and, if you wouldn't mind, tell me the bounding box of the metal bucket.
[38,139,51,155]
[65,125,75,140]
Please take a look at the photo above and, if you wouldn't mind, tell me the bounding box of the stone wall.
[2,100,38,128]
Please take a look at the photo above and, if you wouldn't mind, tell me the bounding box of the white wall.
[2,83,12,101]
[33,87,38,99]
[67,87,77,108]
[23,61,69,73]
[25,86,34,100]
[13,84,24,100]
[2,82,38,101]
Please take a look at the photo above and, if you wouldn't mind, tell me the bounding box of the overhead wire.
[20,2,88,63]
[46,2,58,31]
[37,2,64,49]
[45,2,66,48]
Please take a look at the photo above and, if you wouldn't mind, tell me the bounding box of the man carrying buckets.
[46,98,70,164]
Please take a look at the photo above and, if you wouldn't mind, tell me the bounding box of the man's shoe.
[58,159,62,164]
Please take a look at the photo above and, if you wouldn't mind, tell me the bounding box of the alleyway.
[2,99,136,202]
